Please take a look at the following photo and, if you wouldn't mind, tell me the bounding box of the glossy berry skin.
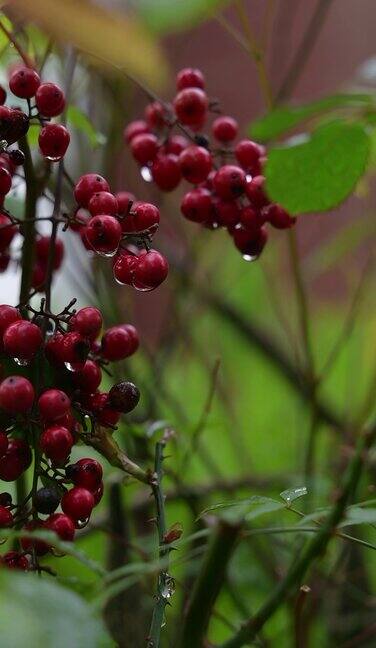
[239,206,266,232]
[8,149,25,166]
[62,331,90,367]
[0,167,12,195]
[121,324,139,354]
[116,191,135,215]
[164,135,188,155]
[133,250,169,290]
[145,101,169,128]
[0,213,17,252]
[40,425,73,465]
[173,88,208,126]
[101,325,139,361]
[109,381,140,414]
[9,67,40,98]
[181,188,212,223]
[93,482,104,506]
[213,165,247,200]
[152,154,181,191]
[113,251,138,285]
[233,225,268,258]
[73,360,102,392]
[178,145,212,184]
[62,487,95,521]
[70,306,102,339]
[235,139,264,172]
[0,505,13,528]
[0,376,34,413]
[245,175,269,208]
[0,106,29,145]
[132,202,160,233]
[35,82,65,117]
[130,133,159,165]
[39,123,70,161]
[69,458,103,491]
[45,513,75,541]
[74,174,110,208]
[263,203,295,229]
[88,191,118,216]
[38,389,71,422]
[33,487,61,515]
[85,215,122,255]
[21,521,50,556]
[3,320,42,360]
[0,438,32,481]
[0,430,8,458]
[1,551,29,570]
[176,68,205,90]
[212,116,238,143]
[36,236,64,269]
[0,305,21,338]
[214,199,240,228]
[89,392,121,427]
[123,119,149,143]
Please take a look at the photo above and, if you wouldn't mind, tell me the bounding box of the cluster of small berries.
[0,302,141,570]
[124,67,295,260]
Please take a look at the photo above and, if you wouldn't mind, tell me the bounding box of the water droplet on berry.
[95,249,118,258]
[64,362,75,372]
[14,357,30,367]
[246,174,253,182]
[45,154,63,162]
[76,517,90,529]
[242,254,258,262]
[140,166,153,182]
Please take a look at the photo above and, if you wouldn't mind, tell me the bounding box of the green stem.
[220,424,376,648]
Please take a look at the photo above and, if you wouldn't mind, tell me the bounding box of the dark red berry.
[245,175,269,208]
[235,139,264,172]
[9,67,40,98]
[40,425,73,464]
[239,205,266,232]
[212,116,238,143]
[0,376,34,413]
[133,250,169,291]
[0,85,6,105]
[0,430,8,458]
[123,120,149,143]
[45,513,75,541]
[213,165,247,200]
[88,392,121,427]
[0,305,21,338]
[263,203,295,229]
[39,123,70,161]
[70,458,103,491]
[214,199,240,228]
[73,360,102,392]
[132,202,160,233]
[116,191,135,215]
[74,174,110,208]
[164,135,188,155]
[130,133,159,165]
[152,154,181,191]
[21,521,50,556]
[38,389,70,422]
[0,213,17,252]
[36,235,64,269]
[0,167,12,195]
[92,482,104,506]
[108,381,140,413]
[85,215,122,255]
[0,505,13,528]
[101,325,139,361]
[70,306,102,339]
[181,187,213,223]
[0,106,29,145]
[1,551,29,570]
[61,487,94,521]
[233,225,268,258]
[178,145,212,184]
[62,331,90,367]
[35,82,65,117]
[88,191,118,216]
[176,68,205,90]
[145,101,169,129]
[173,88,208,126]
[0,438,32,481]
[3,320,42,360]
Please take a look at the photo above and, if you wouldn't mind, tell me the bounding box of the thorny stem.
[147,435,172,648]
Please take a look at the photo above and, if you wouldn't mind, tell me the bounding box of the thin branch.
[0,18,34,67]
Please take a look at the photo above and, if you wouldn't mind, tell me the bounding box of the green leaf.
[249,94,374,142]
[0,571,111,647]
[339,506,376,528]
[132,0,230,34]
[265,120,370,215]
[197,495,284,522]
[67,105,106,148]
[280,486,308,505]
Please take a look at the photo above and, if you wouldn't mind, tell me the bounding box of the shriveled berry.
[152,154,181,191]
[85,214,122,255]
[88,191,118,216]
[178,145,212,184]
[181,188,212,223]
[39,123,70,161]
[0,492,12,507]
[9,67,40,98]
[212,116,238,143]
[74,174,110,208]
[45,513,75,541]
[33,487,61,514]
[40,425,73,464]
[176,68,205,90]
[213,165,247,200]
[35,82,65,117]
[0,376,34,413]
[38,389,70,422]
[3,320,42,360]
[62,487,94,521]
[0,438,32,481]
[109,381,140,413]
[173,88,208,126]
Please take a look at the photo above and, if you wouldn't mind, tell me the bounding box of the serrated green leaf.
[67,105,106,149]
[265,120,370,215]
[249,94,374,142]
[132,0,230,34]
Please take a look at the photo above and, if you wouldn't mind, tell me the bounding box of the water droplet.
[141,166,153,182]
[45,155,63,162]
[64,362,75,372]
[161,575,175,599]
[95,249,118,258]
[14,357,30,367]
[246,174,253,182]
[76,517,90,529]
[280,486,308,506]
[242,254,258,262]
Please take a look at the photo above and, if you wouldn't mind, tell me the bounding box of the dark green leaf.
[67,105,106,148]
[339,506,376,528]
[132,0,230,34]
[265,120,370,215]
[249,94,374,142]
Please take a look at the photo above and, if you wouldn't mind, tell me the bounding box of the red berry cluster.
[124,67,296,260]
[0,302,141,571]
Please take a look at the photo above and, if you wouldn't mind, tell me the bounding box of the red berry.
[38,389,70,422]
[3,320,42,360]
[132,202,160,233]
[116,191,135,215]
[0,438,32,481]
[45,331,65,366]
[70,458,103,491]
[39,123,70,161]
[245,175,269,208]
[21,521,49,556]
[74,174,110,208]
[45,513,75,541]
[0,85,6,105]
[9,67,40,98]
[73,360,102,392]
[263,203,295,229]
[133,250,169,291]
[40,425,73,465]
[145,101,169,129]
[61,331,90,367]
[92,482,104,506]
[178,145,212,184]
[214,199,240,228]
[0,305,21,337]
[0,106,29,145]
[152,154,181,191]
[0,213,17,252]
[121,324,139,354]
[130,133,159,165]
[35,82,65,117]
[61,487,94,521]
[85,214,122,255]
[88,191,118,216]
[181,188,212,223]
[0,376,34,413]
[113,251,138,285]
[1,551,29,570]
[176,68,205,90]
[70,306,102,339]
[235,139,264,172]
[102,325,139,361]
[213,165,247,200]
[31,262,46,290]
[233,225,268,258]
[123,120,149,144]
[239,205,266,232]
[89,392,121,427]
[212,116,238,143]
[36,235,64,269]
[0,167,12,195]
[0,505,13,527]
[173,88,208,126]
[0,430,8,457]
[164,135,188,155]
